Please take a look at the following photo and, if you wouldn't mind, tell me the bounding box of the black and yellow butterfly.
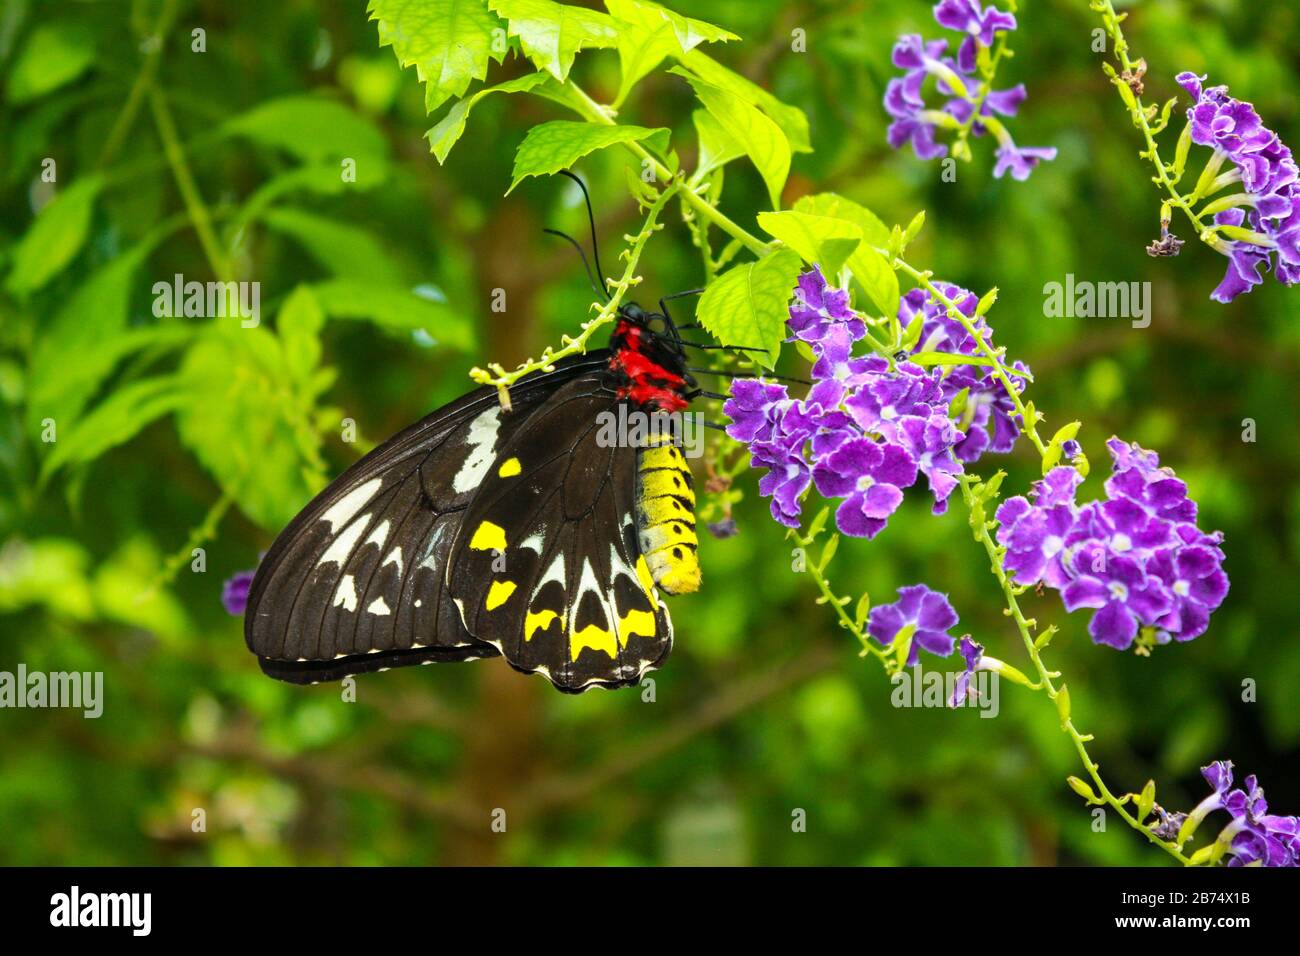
[243,303,704,693]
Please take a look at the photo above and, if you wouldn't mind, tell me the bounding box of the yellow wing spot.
[524,608,564,640]
[497,457,522,478]
[485,580,516,610]
[570,624,618,661]
[617,608,657,645]
[469,521,507,552]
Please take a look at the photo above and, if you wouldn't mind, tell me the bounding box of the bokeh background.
[1,0,1297,866]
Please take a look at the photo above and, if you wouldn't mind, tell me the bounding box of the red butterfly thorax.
[607,318,690,413]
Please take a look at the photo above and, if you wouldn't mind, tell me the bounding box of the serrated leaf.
[697,248,801,369]
[678,48,810,153]
[673,68,790,209]
[509,120,669,192]
[489,0,618,81]
[311,278,475,351]
[261,208,404,286]
[756,211,862,275]
[368,0,505,113]
[426,71,549,162]
[793,192,891,247]
[606,0,735,106]
[223,96,389,164]
[5,174,104,297]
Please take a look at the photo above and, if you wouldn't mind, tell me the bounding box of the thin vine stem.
[955,475,1191,864]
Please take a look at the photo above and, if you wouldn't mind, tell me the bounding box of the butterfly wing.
[446,374,673,693]
[244,354,606,683]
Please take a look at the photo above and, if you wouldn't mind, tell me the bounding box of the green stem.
[1089,0,1207,237]
[894,258,1048,458]
[149,87,232,281]
[98,0,179,169]
[567,82,774,258]
[956,476,1190,865]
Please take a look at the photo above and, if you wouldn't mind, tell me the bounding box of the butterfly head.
[608,302,694,412]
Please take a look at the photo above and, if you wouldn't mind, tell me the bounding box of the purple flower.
[1185,761,1300,867]
[788,267,864,344]
[894,412,965,514]
[947,636,984,707]
[884,6,1050,178]
[812,437,918,539]
[723,379,789,444]
[1145,545,1230,641]
[1174,71,1300,301]
[933,0,1016,71]
[868,583,960,665]
[1060,549,1173,650]
[222,569,256,616]
[993,141,1058,181]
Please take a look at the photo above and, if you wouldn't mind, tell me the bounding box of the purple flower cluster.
[995,438,1228,650]
[1189,761,1299,866]
[1176,73,1300,302]
[725,269,1029,538]
[884,2,1055,179]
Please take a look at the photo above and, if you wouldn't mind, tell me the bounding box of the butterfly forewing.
[244,355,606,683]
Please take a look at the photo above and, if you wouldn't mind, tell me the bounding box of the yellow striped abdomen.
[635,442,700,594]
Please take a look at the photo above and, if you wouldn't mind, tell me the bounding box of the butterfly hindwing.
[244,355,606,683]
[446,376,673,692]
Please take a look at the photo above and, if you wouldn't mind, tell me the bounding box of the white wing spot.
[366,597,391,616]
[364,519,391,551]
[519,528,547,554]
[452,407,502,494]
[333,574,358,612]
[319,521,367,568]
[320,478,382,532]
[383,546,404,574]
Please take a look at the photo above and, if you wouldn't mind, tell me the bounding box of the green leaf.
[678,48,811,153]
[311,279,475,352]
[223,96,389,164]
[6,22,96,105]
[757,210,862,276]
[606,0,735,106]
[696,247,802,369]
[368,0,506,113]
[426,71,550,163]
[261,208,405,286]
[845,245,899,319]
[40,377,185,480]
[509,120,668,192]
[176,332,322,530]
[692,109,744,180]
[793,193,891,247]
[673,68,790,209]
[489,0,618,81]
[277,286,327,392]
[908,351,995,368]
[5,174,105,298]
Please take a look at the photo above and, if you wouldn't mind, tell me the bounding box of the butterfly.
[243,297,710,693]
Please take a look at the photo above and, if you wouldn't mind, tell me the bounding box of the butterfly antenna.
[556,170,609,297]
[688,367,812,386]
[543,228,608,302]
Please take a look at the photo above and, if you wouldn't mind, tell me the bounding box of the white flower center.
[857,475,875,493]
[1108,581,1129,601]
[1111,532,1132,552]
[1043,535,1063,557]
[1173,580,1190,597]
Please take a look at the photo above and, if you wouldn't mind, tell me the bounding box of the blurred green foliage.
[0,0,1297,866]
